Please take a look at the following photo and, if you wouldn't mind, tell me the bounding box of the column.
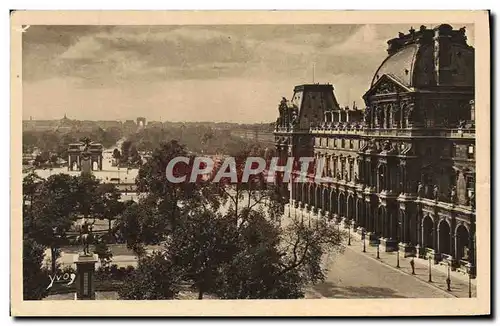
[385,164,389,192]
[421,220,425,247]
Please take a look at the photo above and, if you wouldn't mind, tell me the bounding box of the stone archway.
[315,185,321,210]
[338,193,346,218]
[455,224,470,261]
[438,219,451,255]
[422,215,434,249]
[356,198,364,227]
[347,195,355,221]
[302,183,308,206]
[331,190,338,215]
[296,183,302,205]
[309,183,315,210]
[323,188,329,212]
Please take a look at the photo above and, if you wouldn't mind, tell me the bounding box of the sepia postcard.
[11,10,491,316]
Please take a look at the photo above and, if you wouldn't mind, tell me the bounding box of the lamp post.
[468,263,472,298]
[446,261,452,291]
[362,229,366,253]
[396,246,400,268]
[348,221,351,246]
[428,255,432,282]
[376,243,380,259]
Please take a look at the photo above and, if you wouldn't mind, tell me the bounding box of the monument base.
[379,238,398,252]
[366,232,379,246]
[398,242,415,257]
[74,253,98,300]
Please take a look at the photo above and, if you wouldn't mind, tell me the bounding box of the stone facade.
[274,24,476,275]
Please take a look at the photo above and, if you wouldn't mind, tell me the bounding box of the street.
[305,244,452,298]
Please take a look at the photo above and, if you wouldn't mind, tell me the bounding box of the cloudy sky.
[22,24,474,123]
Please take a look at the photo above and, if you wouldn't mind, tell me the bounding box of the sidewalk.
[346,232,476,298]
[284,205,477,298]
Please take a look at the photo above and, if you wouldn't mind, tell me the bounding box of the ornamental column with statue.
[74,219,98,300]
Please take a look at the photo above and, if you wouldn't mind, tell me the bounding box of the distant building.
[96,120,123,130]
[147,121,163,128]
[68,141,103,171]
[123,120,137,133]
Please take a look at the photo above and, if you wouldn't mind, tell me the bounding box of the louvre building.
[274,24,476,276]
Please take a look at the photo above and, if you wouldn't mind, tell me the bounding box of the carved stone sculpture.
[450,186,458,204]
[417,182,424,197]
[433,185,440,201]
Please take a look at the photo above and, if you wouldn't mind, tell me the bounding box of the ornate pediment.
[364,74,412,98]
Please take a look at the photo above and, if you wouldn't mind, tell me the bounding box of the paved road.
[305,245,453,299]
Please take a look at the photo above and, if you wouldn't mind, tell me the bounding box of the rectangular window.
[467,145,475,159]
[349,160,354,181]
[466,174,475,190]
[451,143,457,157]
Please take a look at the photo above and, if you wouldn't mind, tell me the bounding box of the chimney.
[433,24,453,85]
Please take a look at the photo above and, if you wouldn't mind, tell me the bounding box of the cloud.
[22,24,476,122]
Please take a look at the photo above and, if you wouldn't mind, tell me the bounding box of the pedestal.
[366,232,379,246]
[74,254,98,300]
[398,242,415,257]
[415,244,425,258]
[379,238,398,252]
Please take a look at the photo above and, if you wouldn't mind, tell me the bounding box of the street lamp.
[348,221,351,246]
[467,262,472,298]
[376,242,380,259]
[428,255,432,282]
[362,229,366,253]
[396,246,400,268]
[446,261,452,291]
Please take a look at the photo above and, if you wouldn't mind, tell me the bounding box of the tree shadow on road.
[310,281,406,298]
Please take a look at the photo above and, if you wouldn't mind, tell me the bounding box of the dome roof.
[371,43,419,87]
[370,25,474,90]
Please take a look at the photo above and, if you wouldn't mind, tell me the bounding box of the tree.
[164,204,345,299]
[129,145,142,166]
[112,148,121,164]
[94,240,113,267]
[95,183,124,236]
[121,142,345,299]
[166,209,238,299]
[23,238,50,300]
[22,172,43,229]
[73,174,101,221]
[50,154,58,165]
[121,140,132,163]
[30,174,76,273]
[118,251,180,300]
[135,140,202,231]
[116,198,170,257]
[34,151,50,166]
